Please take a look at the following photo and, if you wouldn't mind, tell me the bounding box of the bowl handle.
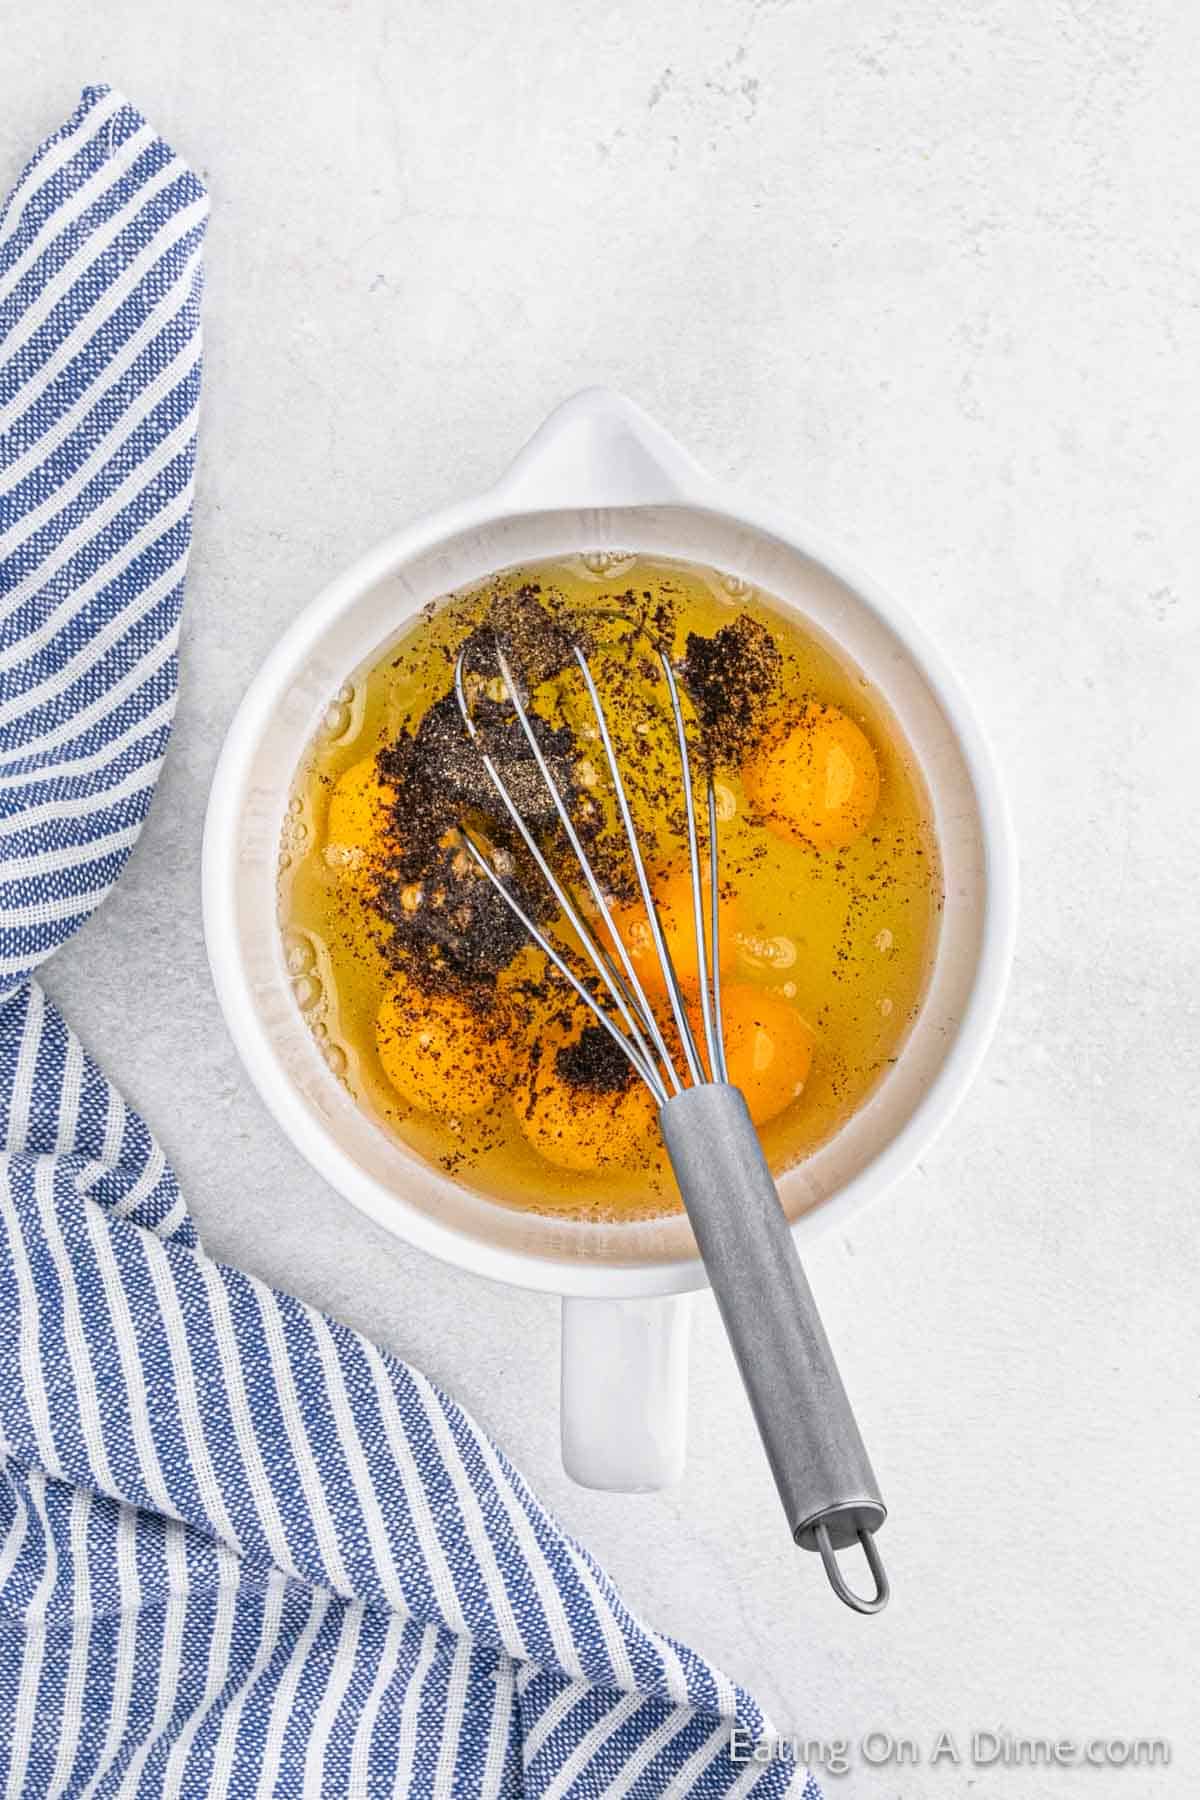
[489,388,720,513]
[560,1293,692,1491]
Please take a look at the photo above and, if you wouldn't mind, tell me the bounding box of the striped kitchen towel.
[0,87,817,1798]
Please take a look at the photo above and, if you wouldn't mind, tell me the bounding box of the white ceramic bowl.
[202,390,1016,1488]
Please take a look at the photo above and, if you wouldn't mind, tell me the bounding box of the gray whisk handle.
[658,1082,888,1612]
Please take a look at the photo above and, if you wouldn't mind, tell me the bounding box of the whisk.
[453,624,889,1615]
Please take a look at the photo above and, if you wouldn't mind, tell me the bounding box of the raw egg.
[710,984,814,1126]
[745,703,879,848]
[599,864,738,998]
[514,1012,658,1172]
[376,976,510,1115]
[327,754,396,853]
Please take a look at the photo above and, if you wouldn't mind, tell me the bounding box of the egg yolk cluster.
[358,694,879,1177]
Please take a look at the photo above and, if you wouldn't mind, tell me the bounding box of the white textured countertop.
[6,3,1198,1794]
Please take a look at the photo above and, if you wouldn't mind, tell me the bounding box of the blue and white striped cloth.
[0,88,817,1798]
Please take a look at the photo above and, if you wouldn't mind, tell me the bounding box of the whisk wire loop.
[453,646,670,1104]
[570,646,707,1089]
[455,631,730,1101]
[492,646,682,1092]
[456,831,666,1098]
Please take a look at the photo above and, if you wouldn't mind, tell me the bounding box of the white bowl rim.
[201,388,1018,1298]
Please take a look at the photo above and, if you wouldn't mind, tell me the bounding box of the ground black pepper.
[682,612,782,767]
[555,1021,638,1094]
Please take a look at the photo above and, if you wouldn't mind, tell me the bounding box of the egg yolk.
[376,977,510,1115]
[514,1014,658,1172]
[745,704,880,848]
[708,984,814,1126]
[599,864,738,998]
[327,755,396,853]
